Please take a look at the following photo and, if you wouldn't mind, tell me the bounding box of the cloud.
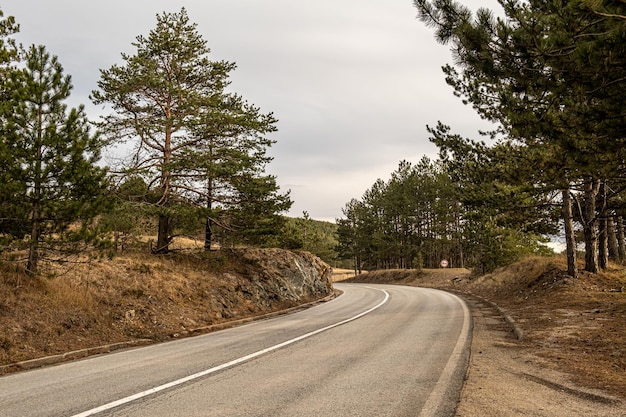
[4,0,499,222]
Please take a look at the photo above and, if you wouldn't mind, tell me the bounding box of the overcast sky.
[3,0,499,222]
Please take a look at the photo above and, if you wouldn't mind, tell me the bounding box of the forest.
[337,0,626,277]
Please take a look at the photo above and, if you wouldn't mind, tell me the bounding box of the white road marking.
[418,292,471,417]
[71,289,390,417]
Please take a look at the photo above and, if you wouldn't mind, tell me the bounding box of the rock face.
[230,248,334,303]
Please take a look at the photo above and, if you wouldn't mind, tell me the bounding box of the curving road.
[0,283,471,417]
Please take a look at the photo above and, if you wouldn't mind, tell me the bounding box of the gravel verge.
[455,296,623,417]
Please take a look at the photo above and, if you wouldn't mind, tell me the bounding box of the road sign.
[440,259,449,268]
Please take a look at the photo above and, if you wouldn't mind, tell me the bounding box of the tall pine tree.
[92,8,290,253]
[0,8,21,243]
[415,0,626,275]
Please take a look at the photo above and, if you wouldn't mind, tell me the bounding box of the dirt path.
[456,297,623,417]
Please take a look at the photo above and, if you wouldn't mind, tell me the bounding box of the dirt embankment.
[0,248,333,372]
[348,257,626,412]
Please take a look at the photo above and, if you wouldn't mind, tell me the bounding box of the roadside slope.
[0,248,333,371]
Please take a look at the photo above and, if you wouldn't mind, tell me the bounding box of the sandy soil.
[456,296,623,416]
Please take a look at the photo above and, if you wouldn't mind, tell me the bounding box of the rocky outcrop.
[231,248,333,302]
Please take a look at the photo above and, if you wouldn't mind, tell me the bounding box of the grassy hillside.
[0,248,332,371]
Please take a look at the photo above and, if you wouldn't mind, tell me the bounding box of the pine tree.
[176,93,287,250]
[415,0,626,275]
[1,45,108,274]
[92,8,290,253]
[337,198,371,274]
[0,9,21,243]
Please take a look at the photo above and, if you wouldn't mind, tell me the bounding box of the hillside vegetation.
[348,256,626,398]
[0,248,332,372]
[273,215,344,268]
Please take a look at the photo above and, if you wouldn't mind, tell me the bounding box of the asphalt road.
[0,283,471,417]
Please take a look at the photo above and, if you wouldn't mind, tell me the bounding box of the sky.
[2,0,500,222]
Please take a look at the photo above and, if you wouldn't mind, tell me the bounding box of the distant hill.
[279,216,350,268]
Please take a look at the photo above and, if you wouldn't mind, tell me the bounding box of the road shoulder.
[455,297,623,417]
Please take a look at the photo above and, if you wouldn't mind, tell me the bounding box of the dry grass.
[347,267,470,285]
[0,248,331,370]
[331,268,362,282]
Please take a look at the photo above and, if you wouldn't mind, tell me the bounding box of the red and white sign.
[440,259,449,268]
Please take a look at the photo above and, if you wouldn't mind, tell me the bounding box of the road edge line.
[70,289,390,417]
[418,291,472,417]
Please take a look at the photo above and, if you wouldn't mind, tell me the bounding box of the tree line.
[336,157,553,273]
[338,0,626,277]
[0,8,292,274]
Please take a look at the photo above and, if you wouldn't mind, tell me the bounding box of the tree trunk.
[562,189,578,279]
[599,217,608,270]
[204,218,213,251]
[26,201,41,275]
[582,178,600,274]
[27,109,45,274]
[607,216,619,263]
[154,122,172,255]
[155,214,170,254]
[204,178,214,251]
[618,216,626,264]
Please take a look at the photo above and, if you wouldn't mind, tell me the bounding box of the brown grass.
[0,248,329,370]
[347,267,470,285]
[331,268,362,282]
